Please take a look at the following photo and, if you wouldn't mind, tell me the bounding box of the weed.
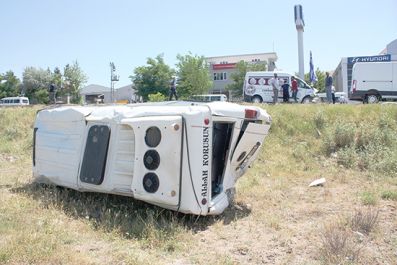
[337,147,357,168]
[380,190,397,201]
[320,222,361,264]
[313,110,326,130]
[267,215,281,230]
[360,192,377,206]
[333,121,356,150]
[349,207,379,235]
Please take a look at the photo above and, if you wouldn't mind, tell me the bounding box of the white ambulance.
[243,71,316,103]
[33,101,271,215]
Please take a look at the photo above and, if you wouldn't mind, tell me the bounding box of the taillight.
[352,80,357,93]
[33,128,38,166]
[245,109,258,119]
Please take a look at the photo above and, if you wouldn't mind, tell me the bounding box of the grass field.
[0,104,396,264]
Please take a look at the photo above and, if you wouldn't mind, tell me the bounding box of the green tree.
[148,92,166,102]
[33,89,49,104]
[130,54,174,101]
[304,68,326,92]
[226,61,267,97]
[22,67,52,103]
[176,53,212,98]
[51,67,63,90]
[63,61,88,104]
[0,71,21,98]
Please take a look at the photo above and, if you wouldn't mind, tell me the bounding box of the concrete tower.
[294,5,305,79]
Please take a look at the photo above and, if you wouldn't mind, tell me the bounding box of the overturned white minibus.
[33,101,271,215]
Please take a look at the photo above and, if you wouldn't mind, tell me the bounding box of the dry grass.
[320,222,362,264]
[349,207,379,235]
[1,104,397,264]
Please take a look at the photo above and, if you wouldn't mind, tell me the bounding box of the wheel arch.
[252,95,263,103]
[301,95,312,104]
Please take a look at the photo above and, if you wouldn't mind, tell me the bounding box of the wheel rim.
[367,95,378,104]
[252,97,261,103]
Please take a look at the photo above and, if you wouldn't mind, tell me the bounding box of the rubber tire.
[301,96,311,104]
[252,96,262,103]
[366,94,379,104]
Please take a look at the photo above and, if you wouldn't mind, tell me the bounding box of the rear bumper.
[350,91,366,100]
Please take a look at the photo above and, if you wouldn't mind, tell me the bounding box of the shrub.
[380,190,397,201]
[333,121,355,150]
[148,92,166,102]
[320,222,361,264]
[360,192,377,206]
[349,208,379,235]
[313,110,326,130]
[355,125,377,151]
[33,89,49,104]
[337,147,357,168]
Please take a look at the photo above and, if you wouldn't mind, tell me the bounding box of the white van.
[350,61,397,103]
[190,94,227,102]
[243,71,316,103]
[33,102,271,215]
[0,97,30,106]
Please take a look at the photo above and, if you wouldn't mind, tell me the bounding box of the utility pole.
[110,62,119,103]
[294,5,305,79]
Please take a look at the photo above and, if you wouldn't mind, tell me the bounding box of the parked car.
[189,94,227,102]
[315,91,348,104]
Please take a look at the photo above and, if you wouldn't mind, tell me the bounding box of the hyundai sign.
[348,54,391,64]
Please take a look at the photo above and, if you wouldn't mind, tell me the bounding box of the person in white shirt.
[269,73,280,104]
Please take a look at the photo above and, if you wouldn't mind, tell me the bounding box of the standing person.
[331,85,336,104]
[291,76,298,103]
[169,76,178,100]
[281,79,290,102]
[325,72,333,103]
[269,73,280,104]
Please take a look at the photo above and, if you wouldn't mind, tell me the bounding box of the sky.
[1,0,396,87]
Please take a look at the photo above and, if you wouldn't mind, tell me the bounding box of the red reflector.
[352,80,357,93]
[204,118,210,125]
[245,109,258,119]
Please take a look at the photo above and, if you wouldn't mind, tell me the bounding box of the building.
[80,84,138,104]
[333,39,397,98]
[205,52,278,96]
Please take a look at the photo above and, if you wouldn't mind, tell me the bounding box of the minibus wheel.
[301,96,311,104]
[252,96,263,103]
